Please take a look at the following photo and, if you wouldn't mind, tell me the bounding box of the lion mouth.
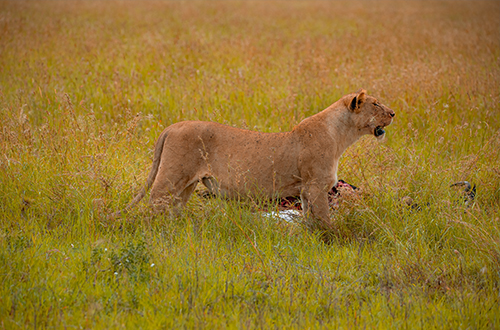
[374,126,385,137]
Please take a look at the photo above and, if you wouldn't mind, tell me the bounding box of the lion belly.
[164,121,302,199]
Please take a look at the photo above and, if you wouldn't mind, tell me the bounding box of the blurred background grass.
[1,0,499,328]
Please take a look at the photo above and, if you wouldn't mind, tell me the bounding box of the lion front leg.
[301,185,335,233]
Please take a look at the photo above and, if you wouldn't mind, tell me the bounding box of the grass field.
[1,0,500,328]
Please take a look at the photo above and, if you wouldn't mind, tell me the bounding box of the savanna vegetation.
[1,0,499,328]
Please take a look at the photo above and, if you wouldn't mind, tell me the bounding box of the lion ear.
[349,89,367,112]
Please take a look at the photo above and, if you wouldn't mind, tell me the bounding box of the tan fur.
[112,90,395,232]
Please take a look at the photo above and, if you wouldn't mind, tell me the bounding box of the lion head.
[346,89,395,140]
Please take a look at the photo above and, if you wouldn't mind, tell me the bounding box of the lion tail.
[108,129,169,219]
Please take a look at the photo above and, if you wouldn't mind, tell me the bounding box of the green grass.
[1,0,499,328]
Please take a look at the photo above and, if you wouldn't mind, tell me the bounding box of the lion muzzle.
[374,126,385,137]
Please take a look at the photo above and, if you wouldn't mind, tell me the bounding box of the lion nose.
[389,111,395,118]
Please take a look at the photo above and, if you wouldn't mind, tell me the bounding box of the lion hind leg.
[178,181,198,207]
[201,177,220,196]
[150,175,199,215]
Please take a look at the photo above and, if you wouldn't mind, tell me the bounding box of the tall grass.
[1,0,499,328]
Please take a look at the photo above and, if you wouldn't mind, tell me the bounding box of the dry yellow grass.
[1,0,499,328]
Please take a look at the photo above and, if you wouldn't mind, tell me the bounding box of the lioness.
[113,89,395,232]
